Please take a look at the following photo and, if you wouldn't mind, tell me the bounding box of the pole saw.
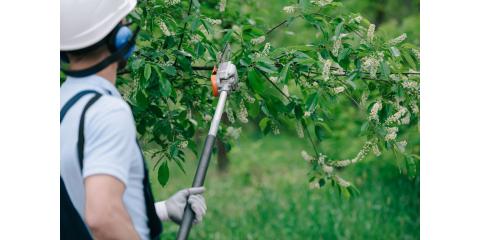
[176,44,238,240]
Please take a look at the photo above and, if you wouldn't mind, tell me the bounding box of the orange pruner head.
[210,66,219,97]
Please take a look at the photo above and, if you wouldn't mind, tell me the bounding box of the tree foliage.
[118,0,420,194]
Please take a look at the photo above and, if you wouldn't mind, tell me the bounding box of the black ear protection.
[61,22,139,78]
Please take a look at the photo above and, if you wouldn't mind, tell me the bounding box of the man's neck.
[68,57,118,85]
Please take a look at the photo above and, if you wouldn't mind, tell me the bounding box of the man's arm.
[84,175,140,240]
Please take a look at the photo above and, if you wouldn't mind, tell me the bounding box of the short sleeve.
[81,97,138,186]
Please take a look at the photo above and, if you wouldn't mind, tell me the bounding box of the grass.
[149,132,419,239]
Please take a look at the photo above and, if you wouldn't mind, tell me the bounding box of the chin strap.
[61,27,140,78]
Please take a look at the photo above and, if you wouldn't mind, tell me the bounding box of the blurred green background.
[149,0,420,239]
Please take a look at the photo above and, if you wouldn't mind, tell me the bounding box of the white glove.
[155,187,207,225]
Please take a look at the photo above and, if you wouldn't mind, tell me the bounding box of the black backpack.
[60,90,162,239]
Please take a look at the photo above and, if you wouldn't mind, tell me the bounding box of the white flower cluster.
[412,48,420,61]
[254,42,271,58]
[333,86,345,94]
[268,76,278,83]
[369,101,382,122]
[296,121,304,138]
[238,100,249,123]
[165,0,180,6]
[388,33,407,45]
[244,94,256,103]
[396,140,407,153]
[331,141,374,167]
[203,114,212,121]
[410,102,419,114]
[323,164,334,174]
[322,59,332,81]
[304,111,312,117]
[385,127,398,141]
[250,36,265,45]
[199,24,209,36]
[226,126,241,140]
[402,80,419,90]
[226,106,235,123]
[332,38,342,57]
[206,18,222,25]
[159,21,171,36]
[349,15,363,24]
[367,24,375,42]
[178,141,188,149]
[272,123,280,135]
[309,181,320,189]
[219,0,226,12]
[310,0,333,7]
[385,107,408,125]
[301,150,314,162]
[372,144,381,156]
[361,56,380,79]
[334,175,351,187]
[190,34,201,43]
[283,5,296,14]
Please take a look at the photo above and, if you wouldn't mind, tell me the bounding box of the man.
[60,0,207,239]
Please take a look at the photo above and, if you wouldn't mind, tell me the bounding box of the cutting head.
[210,44,239,96]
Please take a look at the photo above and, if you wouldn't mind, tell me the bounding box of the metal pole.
[176,91,228,240]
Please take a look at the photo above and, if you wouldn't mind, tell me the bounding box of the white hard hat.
[61,0,137,51]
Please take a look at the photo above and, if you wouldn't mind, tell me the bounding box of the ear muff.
[107,25,135,60]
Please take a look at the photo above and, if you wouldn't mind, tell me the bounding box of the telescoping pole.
[176,90,228,240]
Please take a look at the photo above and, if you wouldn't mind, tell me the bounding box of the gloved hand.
[155,187,207,225]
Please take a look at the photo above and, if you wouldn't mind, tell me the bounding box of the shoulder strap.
[77,93,102,171]
[61,90,100,123]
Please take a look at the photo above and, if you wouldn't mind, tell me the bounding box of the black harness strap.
[77,93,102,171]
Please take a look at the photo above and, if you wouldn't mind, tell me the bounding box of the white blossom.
[301,150,314,162]
[388,33,407,45]
[369,101,382,122]
[226,106,235,123]
[272,123,280,135]
[203,114,212,121]
[165,0,180,6]
[159,21,171,36]
[283,5,296,14]
[332,38,342,57]
[250,36,265,45]
[309,181,320,189]
[361,56,380,79]
[179,141,188,149]
[372,144,381,156]
[238,100,249,123]
[269,76,278,83]
[310,0,333,7]
[401,112,411,125]
[385,107,408,125]
[218,0,227,12]
[351,141,373,163]
[385,127,398,141]
[245,94,256,103]
[226,126,241,140]
[322,59,332,81]
[323,164,334,174]
[304,111,312,117]
[317,153,326,165]
[199,24,209,36]
[334,175,351,187]
[412,48,420,61]
[367,24,375,42]
[332,159,351,167]
[396,140,407,153]
[402,80,419,90]
[206,18,222,25]
[296,121,304,138]
[190,34,201,43]
[333,86,345,94]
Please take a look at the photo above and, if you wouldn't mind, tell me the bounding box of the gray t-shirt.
[61,75,149,239]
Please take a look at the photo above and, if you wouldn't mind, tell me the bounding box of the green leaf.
[144,64,152,80]
[305,92,320,113]
[259,118,270,132]
[161,65,177,76]
[158,73,172,97]
[248,70,265,94]
[278,62,291,84]
[256,58,278,74]
[157,161,169,187]
[380,61,390,80]
[390,46,401,58]
[135,90,148,110]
